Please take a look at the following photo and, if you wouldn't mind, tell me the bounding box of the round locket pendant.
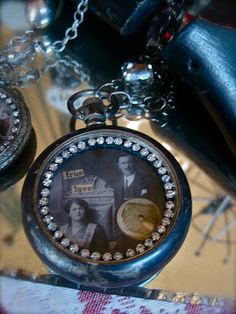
[0,87,31,171]
[22,120,191,288]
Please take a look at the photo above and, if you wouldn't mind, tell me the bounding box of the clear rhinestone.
[88,138,96,146]
[62,151,70,158]
[153,159,162,168]
[126,249,135,257]
[44,171,53,179]
[140,148,149,156]
[164,209,174,218]
[54,230,63,239]
[12,127,18,133]
[13,110,19,117]
[158,167,167,175]
[136,243,145,253]
[172,293,186,303]
[43,179,52,187]
[161,174,170,182]
[90,251,101,260]
[157,225,166,234]
[122,62,154,88]
[166,190,176,198]
[39,197,48,206]
[47,222,57,231]
[49,163,58,171]
[55,156,63,164]
[97,137,104,144]
[144,239,153,247]
[132,143,141,151]
[114,138,122,145]
[69,244,79,253]
[40,206,49,215]
[152,232,161,241]
[113,252,123,261]
[0,94,6,98]
[68,145,78,153]
[41,188,50,197]
[164,182,175,190]
[80,249,90,258]
[8,135,14,140]
[162,217,171,226]
[43,215,53,224]
[166,201,175,209]
[78,141,86,150]
[106,137,114,144]
[6,98,12,104]
[124,140,132,147]
[191,294,201,305]
[10,104,16,110]
[157,291,168,300]
[147,154,156,162]
[61,238,70,247]
[14,119,20,125]
[102,253,113,261]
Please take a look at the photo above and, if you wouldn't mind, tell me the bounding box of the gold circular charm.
[117,198,162,240]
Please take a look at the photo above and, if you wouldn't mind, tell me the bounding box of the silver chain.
[37,0,89,54]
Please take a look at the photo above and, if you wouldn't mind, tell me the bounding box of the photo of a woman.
[60,198,108,252]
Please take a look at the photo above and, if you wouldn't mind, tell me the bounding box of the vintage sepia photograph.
[50,148,165,253]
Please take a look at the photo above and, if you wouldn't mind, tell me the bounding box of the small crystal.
[191,294,201,305]
[39,197,48,206]
[49,163,58,171]
[88,138,96,146]
[6,98,12,104]
[126,248,135,257]
[164,209,174,218]
[97,137,104,144]
[122,62,154,88]
[90,251,101,260]
[43,215,53,224]
[164,182,175,190]
[0,94,6,99]
[55,156,63,164]
[8,135,14,140]
[113,252,123,260]
[157,225,166,234]
[152,232,161,241]
[158,167,167,175]
[61,238,70,247]
[10,104,16,110]
[13,110,19,117]
[70,244,79,253]
[12,127,18,133]
[124,140,132,148]
[162,217,171,226]
[166,190,176,198]
[161,174,170,182]
[147,154,156,162]
[45,171,53,179]
[62,151,70,158]
[172,293,186,303]
[47,222,57,231]
[136,243,145,253]
[80,249,90,258]
[102,253,113,261]
[68,145,78,153]
[41,188,50,197]
[114,138,122,145]
[157,292,168,300]
[132,143,141,151]
[144,239,153,247]
[14,119,20,125]
[153,159,162,168]
[106,137,114,144]
[43,179,52,187]
[166,201,175,209]
[140,148,149,156]
[40,206,49,215]
[54,230,63,239]
[77,141,86,150]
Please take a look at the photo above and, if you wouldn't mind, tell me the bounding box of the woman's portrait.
[60,198,109,252]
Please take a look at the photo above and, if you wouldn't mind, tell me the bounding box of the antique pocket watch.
[0,87,32,171]
[22,88,191,289]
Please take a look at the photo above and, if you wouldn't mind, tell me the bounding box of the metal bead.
[25,0,60,29]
